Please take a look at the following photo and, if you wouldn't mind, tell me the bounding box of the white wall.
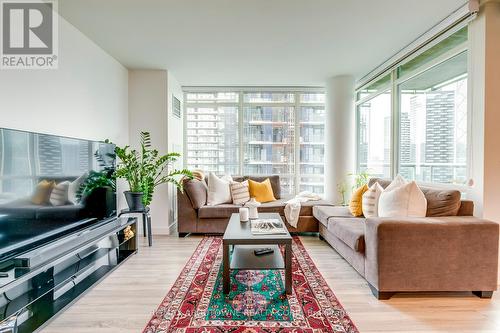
[128,70,170,235]
[127,70,185,235]
[0,16,129,146]
[0,11,129,210]
[167,72,185,230]
[167,72,184,156]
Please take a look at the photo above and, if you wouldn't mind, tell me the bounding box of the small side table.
[118,207,152,246]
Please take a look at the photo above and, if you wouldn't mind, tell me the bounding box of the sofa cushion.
[198,204,240,219]
[369,178,462,217]
[257,199,285,215]
[299,200,334,216]
[183,179,208,209]
[199,199,333,219]
[420,187,461,217]
[313,205,353,228]
[328,217,366,253]
[199,201,285,219]
[368,178,391,188]
[457,200,474,216]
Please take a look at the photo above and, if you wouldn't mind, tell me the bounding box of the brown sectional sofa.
[178,175,333,236]
[313,178,499,299]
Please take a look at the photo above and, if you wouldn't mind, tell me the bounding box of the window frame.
[355,30,470,189]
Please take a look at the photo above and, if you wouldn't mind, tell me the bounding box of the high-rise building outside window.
[184,89,325,196]
[355,26,469,185]
[398,52,467,184]
[358,90,392,178]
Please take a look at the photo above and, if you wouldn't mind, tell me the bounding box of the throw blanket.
[284,191,322,228]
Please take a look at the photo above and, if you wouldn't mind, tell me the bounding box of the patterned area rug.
[143,237,359,333]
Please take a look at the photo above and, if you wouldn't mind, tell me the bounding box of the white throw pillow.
[362,182,383,218]
[68,172,88,204]
[378,180,427,217]
[385,174,407,191]
[207,173,233,206]
[50,181,70,206]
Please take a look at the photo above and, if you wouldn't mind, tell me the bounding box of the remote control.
[254,248,274,256]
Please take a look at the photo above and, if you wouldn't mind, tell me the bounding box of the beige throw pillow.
[230,180,250,205]
[362,182,383,218]
[207,173,233,206]
[378,178,427,218]
[68,172,88,204]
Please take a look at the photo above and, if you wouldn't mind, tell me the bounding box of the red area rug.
[143,237,359,333]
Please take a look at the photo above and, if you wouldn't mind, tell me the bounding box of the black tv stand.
[0,217,138,333]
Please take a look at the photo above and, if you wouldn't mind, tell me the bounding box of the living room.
[0,0,499,332]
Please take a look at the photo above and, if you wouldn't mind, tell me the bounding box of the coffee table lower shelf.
[223,243,291,295]
[222,213,292,295]
[230,245,284,270]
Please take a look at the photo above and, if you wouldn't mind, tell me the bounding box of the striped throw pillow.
[362,182,383,218]
[50,181,70,206]
[230,180,250,205]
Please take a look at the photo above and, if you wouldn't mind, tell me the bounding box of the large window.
[356,27,469,185]
[185,89,325,196]
[358,90,392,178]
[185,92,239,175]
[399,52,467,183]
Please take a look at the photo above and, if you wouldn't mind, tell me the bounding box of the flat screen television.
[0,128,116,263]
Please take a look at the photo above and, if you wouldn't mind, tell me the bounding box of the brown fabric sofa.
[178,175,333,236]
[313,178,499,299]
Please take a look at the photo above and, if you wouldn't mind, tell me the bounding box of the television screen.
[0,128,116,263]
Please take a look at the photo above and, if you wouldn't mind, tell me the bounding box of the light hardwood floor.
[41,235,500,333]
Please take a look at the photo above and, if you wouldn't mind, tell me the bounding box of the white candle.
[239,207,249,222]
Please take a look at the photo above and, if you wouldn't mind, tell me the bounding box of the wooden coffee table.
[222,213,292,294]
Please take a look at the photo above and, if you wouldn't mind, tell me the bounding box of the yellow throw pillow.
[31,180,56,205]
[248,178,276,203]
[349,184,368,217]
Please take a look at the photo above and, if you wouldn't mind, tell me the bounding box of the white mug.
[239,207,249,222]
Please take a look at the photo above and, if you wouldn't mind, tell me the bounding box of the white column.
[128,69,170,235]
[468,0,500,282]
[324,75,356,203]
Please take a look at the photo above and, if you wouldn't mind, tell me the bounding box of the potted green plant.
[107,132,193,210]
[77,150,116,202]
[348,170,371,191]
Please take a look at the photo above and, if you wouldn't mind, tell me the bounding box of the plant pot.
[124,191,145,211]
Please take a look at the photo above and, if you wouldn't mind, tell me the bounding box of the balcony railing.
[359,162,467,184]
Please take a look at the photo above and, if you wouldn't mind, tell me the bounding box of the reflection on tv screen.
[0,128,116,262]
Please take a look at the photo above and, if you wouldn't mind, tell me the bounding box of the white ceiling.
[58,0,466,86]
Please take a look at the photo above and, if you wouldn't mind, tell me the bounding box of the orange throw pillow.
[31,180,56,205]
[248,178,276,203]
[349,184,368,217]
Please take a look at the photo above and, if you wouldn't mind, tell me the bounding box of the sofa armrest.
[177,188,198,234]
[364,216,499,292]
